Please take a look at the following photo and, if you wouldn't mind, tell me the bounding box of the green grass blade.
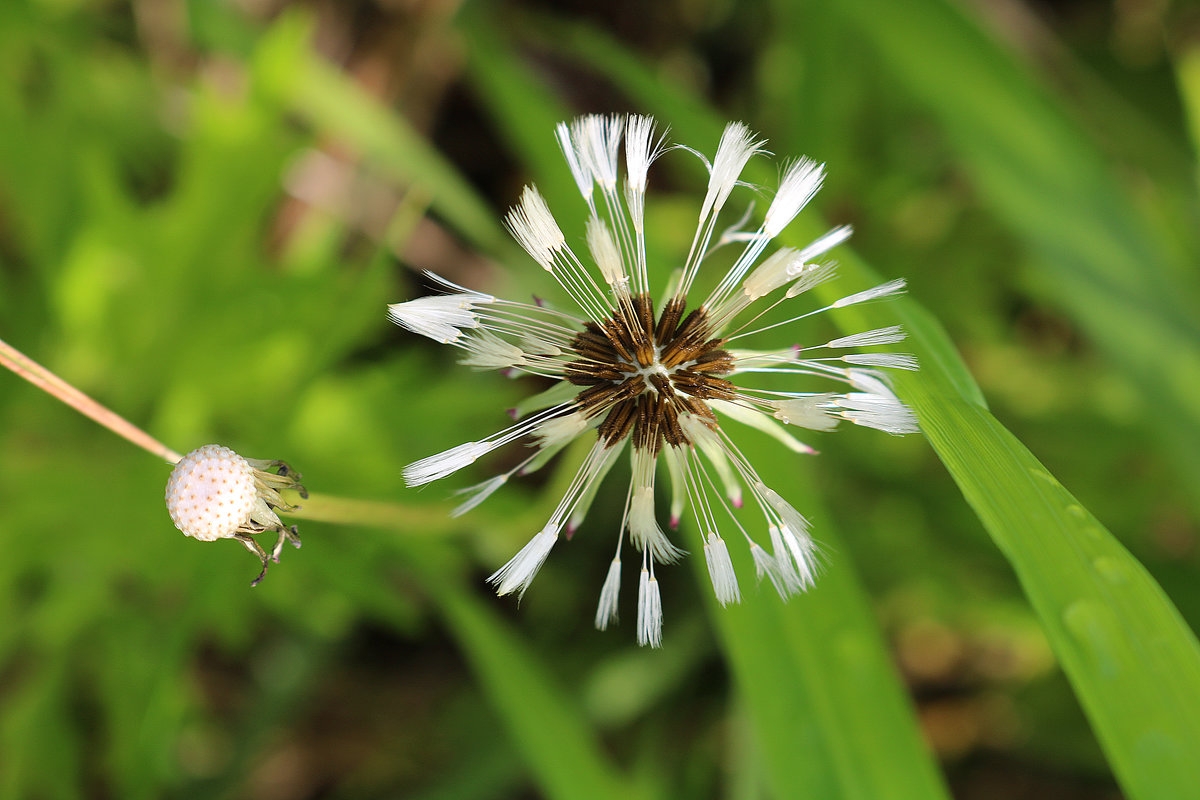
[836,211,1200,799]
[846,247,1200,799]
[898,370,1200,799]
[394,541,642,800]
[694,462,951,800]
[435,598,630,800]
[828,0,1200,511]
[1177,45,1200,186]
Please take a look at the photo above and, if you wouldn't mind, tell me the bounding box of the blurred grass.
[831,0,1200,517]
[1,0,1199,799]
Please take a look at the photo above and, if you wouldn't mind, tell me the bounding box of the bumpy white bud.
[166,444,306,586]
[166,445,258,542]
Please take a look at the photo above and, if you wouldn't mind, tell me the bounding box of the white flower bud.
[166,445,258,542]
[166,445,305,586]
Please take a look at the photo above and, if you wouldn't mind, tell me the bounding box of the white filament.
[637,567,663,648]
[704,533,741,606]
[763,159,825,237]
[450,475,508,518]
[586,215,627,287]
[703,122,765,219]
[403,441,492,487]
[575,114,624,192]
[387,294,482,344]
[505,186,566,271]
[489,524,560,598]
[833,393,920,434]
[827,326,907,349]
[771,395,841,431]
[832,278,907,308]
[629,486,685,563]
[594,558,622,631]
[843,353,919,371]
[556,121,594,204]
[795,224,853,263]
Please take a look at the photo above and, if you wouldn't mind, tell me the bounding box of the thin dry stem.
[0,337,183,464]
[0,338,437,531]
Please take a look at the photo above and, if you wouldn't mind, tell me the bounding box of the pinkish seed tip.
[731,496,744,509]
[532,295,546,307]
[565,522,577,540]
[506,407,518,420]
[669,515,680,529]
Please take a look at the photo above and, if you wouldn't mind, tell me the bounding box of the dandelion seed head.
[390,114,918,645]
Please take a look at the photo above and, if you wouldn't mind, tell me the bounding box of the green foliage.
[1,1,1198,798]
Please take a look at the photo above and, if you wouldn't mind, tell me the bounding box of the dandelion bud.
[165,444,306,586]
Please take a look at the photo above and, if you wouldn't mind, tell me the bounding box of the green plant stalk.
[1176,45,1200,189]
[412,551,648,800]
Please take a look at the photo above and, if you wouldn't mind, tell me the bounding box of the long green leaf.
[1177,45,1200,186]
[828,0,1200,513]
[694,457,950,800]
[428,582,640,800]
[896,362,1200,800]
[398,540,642,800]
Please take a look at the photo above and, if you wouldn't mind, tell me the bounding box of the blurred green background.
[2,0,1199,798]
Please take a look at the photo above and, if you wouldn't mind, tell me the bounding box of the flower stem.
[0,336,183,464]
[285,491,451,530]
[0,337,454,533]
[0,337,440,530]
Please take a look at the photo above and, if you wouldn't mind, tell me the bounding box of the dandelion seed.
[704,533,741,606]
[638,565,663,648]
[595,558,623,631]
[390,115,918,645]
[165,445,306,586]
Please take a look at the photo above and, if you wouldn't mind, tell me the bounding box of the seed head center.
[626,355,671,394]
[563,293,739,451]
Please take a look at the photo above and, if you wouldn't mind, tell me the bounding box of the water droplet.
[1062,600,1121,678]
[1028,467,1061,487]
[1062,503,1104,542]
[1092,556,1127,585]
